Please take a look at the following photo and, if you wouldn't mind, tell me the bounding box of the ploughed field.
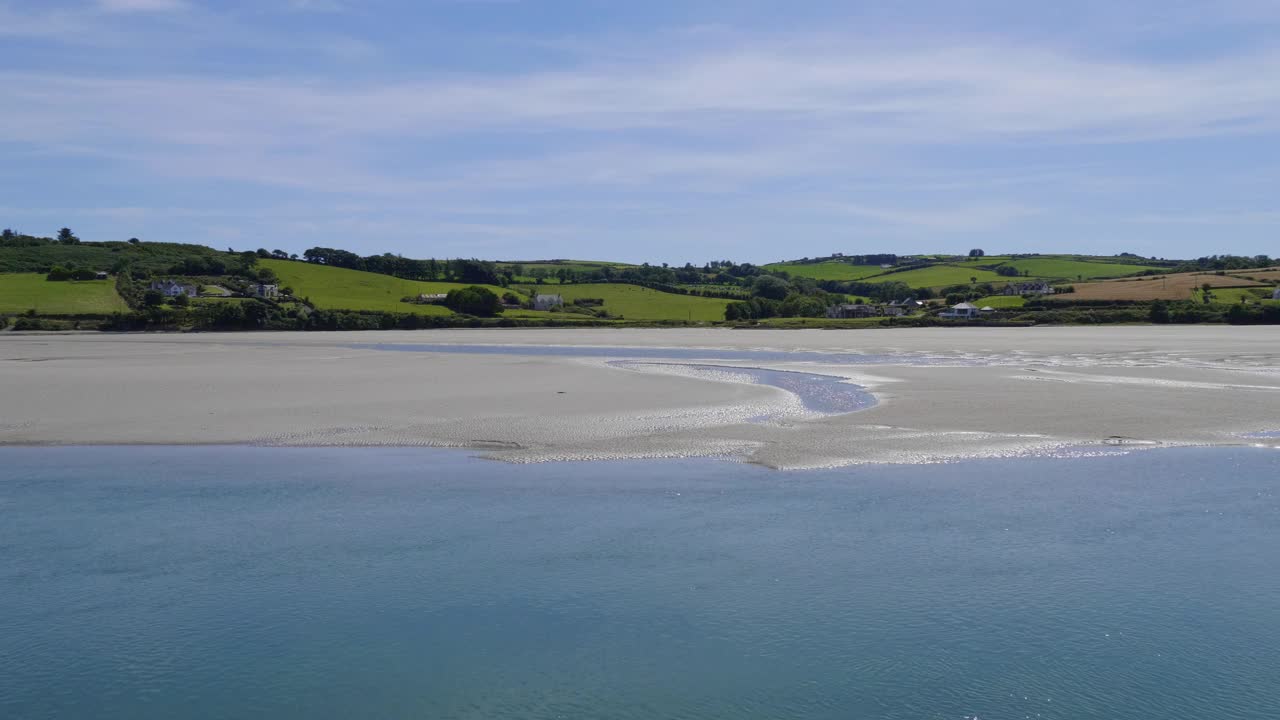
[1067,271,1275,301]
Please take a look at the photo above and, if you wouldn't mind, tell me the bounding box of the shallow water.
[610,361,878,417]
[3,447,1279,719]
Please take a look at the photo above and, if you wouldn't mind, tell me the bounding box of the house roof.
[953,302,978,310]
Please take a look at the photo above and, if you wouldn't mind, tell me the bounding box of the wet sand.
[2,327,1278,468]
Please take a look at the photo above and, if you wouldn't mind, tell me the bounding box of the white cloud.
[5,17,1280,258]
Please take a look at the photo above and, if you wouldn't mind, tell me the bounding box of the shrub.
[444,285,502,317]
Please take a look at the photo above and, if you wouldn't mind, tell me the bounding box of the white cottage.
[939,302,980,319]
[534,294,564,311]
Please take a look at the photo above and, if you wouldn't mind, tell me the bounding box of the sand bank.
[2,327,1278,468]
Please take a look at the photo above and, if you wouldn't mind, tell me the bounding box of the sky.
[2,0,1279,264]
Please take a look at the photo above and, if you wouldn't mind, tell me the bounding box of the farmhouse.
[94,271,109,280]
[826,303,881,319]
[1273,287,1280,300]
[939,302,980,319]
[149,280,197,298]
[1002,281,1054,296]
[885,298,923,316]
[248,283,279,299]
[417,293,448,303]
[534,294,564,311]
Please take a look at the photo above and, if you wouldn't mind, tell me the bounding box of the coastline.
[2,327,1278,469]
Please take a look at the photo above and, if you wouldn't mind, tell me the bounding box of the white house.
[886,298,923,315]
[939,302,980,319]
[94,271,109,280]
[534,294,564,311]
[1273,286,1280,300]
[150,279,196,298]
[827,303,881,319]
[248,283,279,299]
[417,293,448,303]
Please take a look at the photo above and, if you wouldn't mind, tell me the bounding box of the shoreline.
[3,327,1278,469]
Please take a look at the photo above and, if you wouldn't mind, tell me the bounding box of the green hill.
[522,283,732,321]
[980,257,1164,280]
[260,259,522,316]
[0,239,250,276]
[872,265,1021,288]
[0,274,130,315]
[762,262,890,281]
[769,254,1162,288]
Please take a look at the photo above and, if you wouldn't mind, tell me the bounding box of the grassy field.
[1205,287,1279,304]
[0,274,131,315]
[988,258,1161,280]
[1067,272,1265,301]
[875,265,1017,288]
[763,262,891,281]
[521,284,732,321]
[972,295,1026,308]
[261,259,518,315]
[952,256,1015,266]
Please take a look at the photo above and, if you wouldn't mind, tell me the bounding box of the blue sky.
[2,0,1278,263]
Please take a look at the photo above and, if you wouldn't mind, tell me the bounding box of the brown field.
[1067,271,1266,301]
[1226,268,1280,284]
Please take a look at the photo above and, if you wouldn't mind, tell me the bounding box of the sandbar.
[2,327,1278,468]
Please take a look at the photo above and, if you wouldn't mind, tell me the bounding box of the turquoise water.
[2,447,1279,719]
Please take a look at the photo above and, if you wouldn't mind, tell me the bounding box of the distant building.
[939,302,980,319]
[417,293,448,303]
[980,306,996,314]
[1273,286,1280,300]
[885,298,923,316]
[94,271,109,280]
[248,283,279,299]
[1002,281,1054,296]
[534,294,564,311]
[149,279,196,298]
[826,303,881,319]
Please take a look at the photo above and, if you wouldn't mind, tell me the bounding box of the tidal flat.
[1,327,1278,468]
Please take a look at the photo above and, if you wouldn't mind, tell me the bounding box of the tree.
[969,276,977,285]
[1149,300,1170,324]
[128,237,140,244]
[968,248,985,257]
[143,290,165,307]
[170,293,190,308]
[444,286,502,317]
[751,275,791,300]
[57,228,80,245]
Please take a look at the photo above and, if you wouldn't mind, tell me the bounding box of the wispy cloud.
[3,2,1280,260]
[97,0,188,12]
[6,39,1280,192]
